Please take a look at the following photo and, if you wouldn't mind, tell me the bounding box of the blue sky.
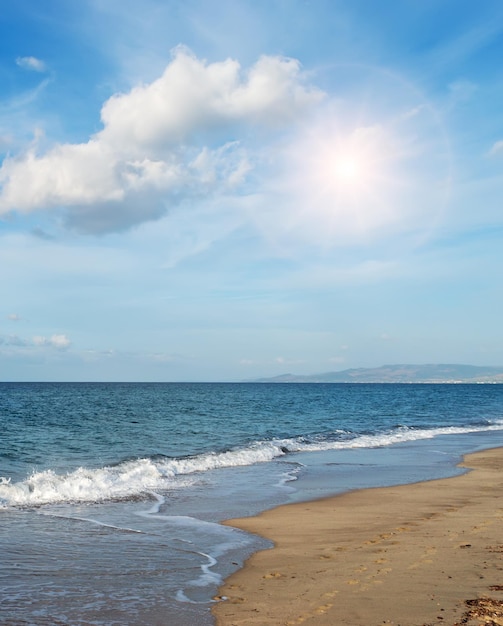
[1,0,502,381]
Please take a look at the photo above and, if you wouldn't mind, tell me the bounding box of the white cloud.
[7,313,22,321]
[16,56,47,72]
[0,48,322,234]
[33,334,71,349]
[0,141,122,209]
[100,48,323,152]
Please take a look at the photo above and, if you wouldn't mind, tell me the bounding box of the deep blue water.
[1,383,503,625]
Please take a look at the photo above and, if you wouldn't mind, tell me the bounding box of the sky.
[1,0,503,381]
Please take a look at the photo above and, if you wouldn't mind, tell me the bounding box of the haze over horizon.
[1,1,502,382]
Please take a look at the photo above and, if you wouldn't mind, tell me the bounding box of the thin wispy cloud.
[0,334,28,347]
[33,334,71,349]
[489,140,503,156]
[0,333,71,350]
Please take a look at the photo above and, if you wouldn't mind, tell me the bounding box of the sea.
[1,382,503,626]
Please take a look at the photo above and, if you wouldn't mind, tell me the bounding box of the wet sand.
[212,448,503,626]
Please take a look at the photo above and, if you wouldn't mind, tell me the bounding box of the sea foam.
[1,421,502,507]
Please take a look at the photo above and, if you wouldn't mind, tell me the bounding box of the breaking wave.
[1,421,502,508]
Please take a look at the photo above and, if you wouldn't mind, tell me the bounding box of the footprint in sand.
[263,571,283,579]
[314,603,333,614]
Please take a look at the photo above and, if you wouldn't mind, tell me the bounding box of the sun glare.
[321,140,378,196]
[272,66,453,248]
[334,155,362,183]
[282,121,402,243]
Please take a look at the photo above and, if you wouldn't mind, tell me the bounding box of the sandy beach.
[212,447,503,626]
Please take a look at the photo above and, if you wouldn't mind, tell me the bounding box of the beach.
[2,383,502,624]
[213,447,503,626]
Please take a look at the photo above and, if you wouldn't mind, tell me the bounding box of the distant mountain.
[250,364,503,384]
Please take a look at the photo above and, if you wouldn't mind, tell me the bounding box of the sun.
[300,126,387,200]
[279,122,401,243]
[326,127,390,191]
[264,64,454,249]
[333,155,363,184]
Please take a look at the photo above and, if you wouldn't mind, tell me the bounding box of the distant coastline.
[249,364,503,384]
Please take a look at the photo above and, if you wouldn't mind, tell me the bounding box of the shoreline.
[212,447,503,626]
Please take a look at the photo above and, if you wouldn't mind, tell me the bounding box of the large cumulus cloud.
[0,47,323,234]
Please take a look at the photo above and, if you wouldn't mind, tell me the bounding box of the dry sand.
[212,448,503,626]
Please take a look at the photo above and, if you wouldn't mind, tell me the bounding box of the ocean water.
[1,382,503,625]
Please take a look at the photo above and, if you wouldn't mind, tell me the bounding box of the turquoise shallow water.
[1,383,503,624]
